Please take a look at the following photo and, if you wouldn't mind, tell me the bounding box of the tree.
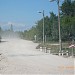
[49,12,58,41]
[61,0,75,17]
[22,13,58,42]
[61,0,75,41]
[22,1,75,42]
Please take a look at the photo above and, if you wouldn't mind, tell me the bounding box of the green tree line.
[22,0,75,42]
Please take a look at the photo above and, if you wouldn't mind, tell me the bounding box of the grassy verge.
[36,42,75,56]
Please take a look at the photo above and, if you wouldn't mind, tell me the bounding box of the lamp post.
[49,0,62,51]
[38,10,45,44]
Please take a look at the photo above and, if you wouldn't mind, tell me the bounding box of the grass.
[36,41,75,56]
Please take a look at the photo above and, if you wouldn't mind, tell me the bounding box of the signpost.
[34,35,37,42]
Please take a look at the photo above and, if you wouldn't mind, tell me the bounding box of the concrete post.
[40,47,42,51]
[66,51,68,56]
[59,51,61,56]
[48,48,51,54]
[62,50,63,56]
[49,50,51,54]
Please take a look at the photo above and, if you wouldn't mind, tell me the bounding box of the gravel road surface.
[0,39,74,74]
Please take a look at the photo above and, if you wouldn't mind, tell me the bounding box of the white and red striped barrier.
[69,44,75,48]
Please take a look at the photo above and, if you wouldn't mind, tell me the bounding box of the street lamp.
[38,10,45,44]
[49,0,62,51]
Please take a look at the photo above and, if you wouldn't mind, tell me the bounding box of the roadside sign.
[69,44,75,48]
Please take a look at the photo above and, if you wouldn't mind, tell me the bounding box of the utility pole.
[43,10,45,44]
[57,0,62,51]
[38,10,45,44]
[49,0,62,51]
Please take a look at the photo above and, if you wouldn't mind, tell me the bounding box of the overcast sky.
[0,0,64,31]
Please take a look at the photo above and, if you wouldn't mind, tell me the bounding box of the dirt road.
[0,39,74,74]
